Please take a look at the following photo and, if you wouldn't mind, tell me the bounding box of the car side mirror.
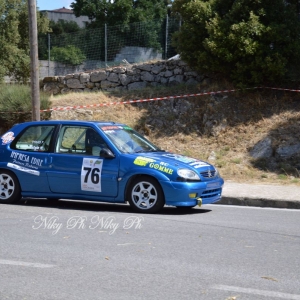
[100,148,115,158]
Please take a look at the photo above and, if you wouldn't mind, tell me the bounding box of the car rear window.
[11,125,55,152]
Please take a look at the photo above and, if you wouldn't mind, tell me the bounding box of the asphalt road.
[0,200,299,300]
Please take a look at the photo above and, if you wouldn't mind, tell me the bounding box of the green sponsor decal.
[133,156,155,166]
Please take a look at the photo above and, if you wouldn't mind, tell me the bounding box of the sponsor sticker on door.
[81,158,103,192]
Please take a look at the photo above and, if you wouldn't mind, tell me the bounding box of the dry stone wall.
[42,60,204,95]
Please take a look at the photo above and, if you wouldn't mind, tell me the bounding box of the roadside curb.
[216,196,300,209]
[215,182,300,209]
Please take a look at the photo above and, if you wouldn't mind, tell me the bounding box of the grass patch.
[231,158,241,164]
[0,85,51,133]
[277,174,288,180]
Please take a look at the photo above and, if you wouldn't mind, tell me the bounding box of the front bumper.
[160,178,224,207]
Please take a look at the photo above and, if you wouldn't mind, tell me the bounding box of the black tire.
[0,170,21,204]
[127,176,165,213]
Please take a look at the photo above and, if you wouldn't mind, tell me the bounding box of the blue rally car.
[0,121,224,213]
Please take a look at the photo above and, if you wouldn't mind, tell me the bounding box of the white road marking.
[213,285,300,300]
[0,259,55,268]
[117,243,151,246]
[210,204,300,212]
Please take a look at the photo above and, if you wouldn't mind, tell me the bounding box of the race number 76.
[83,167,100,184]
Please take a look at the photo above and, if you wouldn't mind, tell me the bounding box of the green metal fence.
[38,17,180,76]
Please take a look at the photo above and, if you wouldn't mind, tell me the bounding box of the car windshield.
[99,125,163,154]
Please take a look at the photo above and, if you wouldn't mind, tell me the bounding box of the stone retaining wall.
[42,59,205,95]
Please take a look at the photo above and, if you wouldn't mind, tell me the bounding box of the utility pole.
[28,0,40,121]
[165,14,169,60]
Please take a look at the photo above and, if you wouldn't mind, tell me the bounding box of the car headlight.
[177,169,200,181]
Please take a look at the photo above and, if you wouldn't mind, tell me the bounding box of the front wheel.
[127,176,165,213]
[0,170,21,204]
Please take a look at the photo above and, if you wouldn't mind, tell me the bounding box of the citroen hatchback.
[0,121,224,213]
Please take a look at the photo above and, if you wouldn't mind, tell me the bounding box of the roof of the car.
[18,120,124,126]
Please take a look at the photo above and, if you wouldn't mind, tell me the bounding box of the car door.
[7,124,56,193]
[46,125,119,198]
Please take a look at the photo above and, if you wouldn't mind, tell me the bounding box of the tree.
[0,0,50,82]
[70,0,171,59]
[131,0,169,22]
[172,0,300,85]
[49,19,81,35]
[38,19,82,60]
[70,0,170,28]
[50,45,86,65]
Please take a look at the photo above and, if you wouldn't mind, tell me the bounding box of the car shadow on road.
[19,198,212,215]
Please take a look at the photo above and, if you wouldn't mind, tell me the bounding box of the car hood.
[129,151,215,173]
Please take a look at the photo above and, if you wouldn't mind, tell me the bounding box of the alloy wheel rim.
[132,181,158,209]
[0,174,15,200]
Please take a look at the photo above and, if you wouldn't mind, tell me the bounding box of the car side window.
[56,126,108,156]
[11,125,55,152]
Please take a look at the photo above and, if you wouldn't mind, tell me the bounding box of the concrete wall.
[39,60,89,78]
[39,47,163,78]
[114,47,162,64]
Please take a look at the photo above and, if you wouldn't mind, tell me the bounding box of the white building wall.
[41,11,90,28]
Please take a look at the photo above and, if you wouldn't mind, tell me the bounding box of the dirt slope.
[49,84,300,186]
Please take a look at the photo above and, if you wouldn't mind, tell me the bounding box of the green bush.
[172,0,300,86]
[0,85,51,133]
[50,45,86,65]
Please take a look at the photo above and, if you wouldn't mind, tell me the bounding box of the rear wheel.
[0,170,21,204]
[127,176,165,213]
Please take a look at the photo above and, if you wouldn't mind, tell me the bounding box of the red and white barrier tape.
[42,88,240,112]
[263,87,300,92]
[0,86,298,114]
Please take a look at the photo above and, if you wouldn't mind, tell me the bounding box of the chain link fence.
[38,17,180,77]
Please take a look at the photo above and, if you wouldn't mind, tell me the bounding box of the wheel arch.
[124,173,166,203]
[0,167,19,181]
[0,167,22,193]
